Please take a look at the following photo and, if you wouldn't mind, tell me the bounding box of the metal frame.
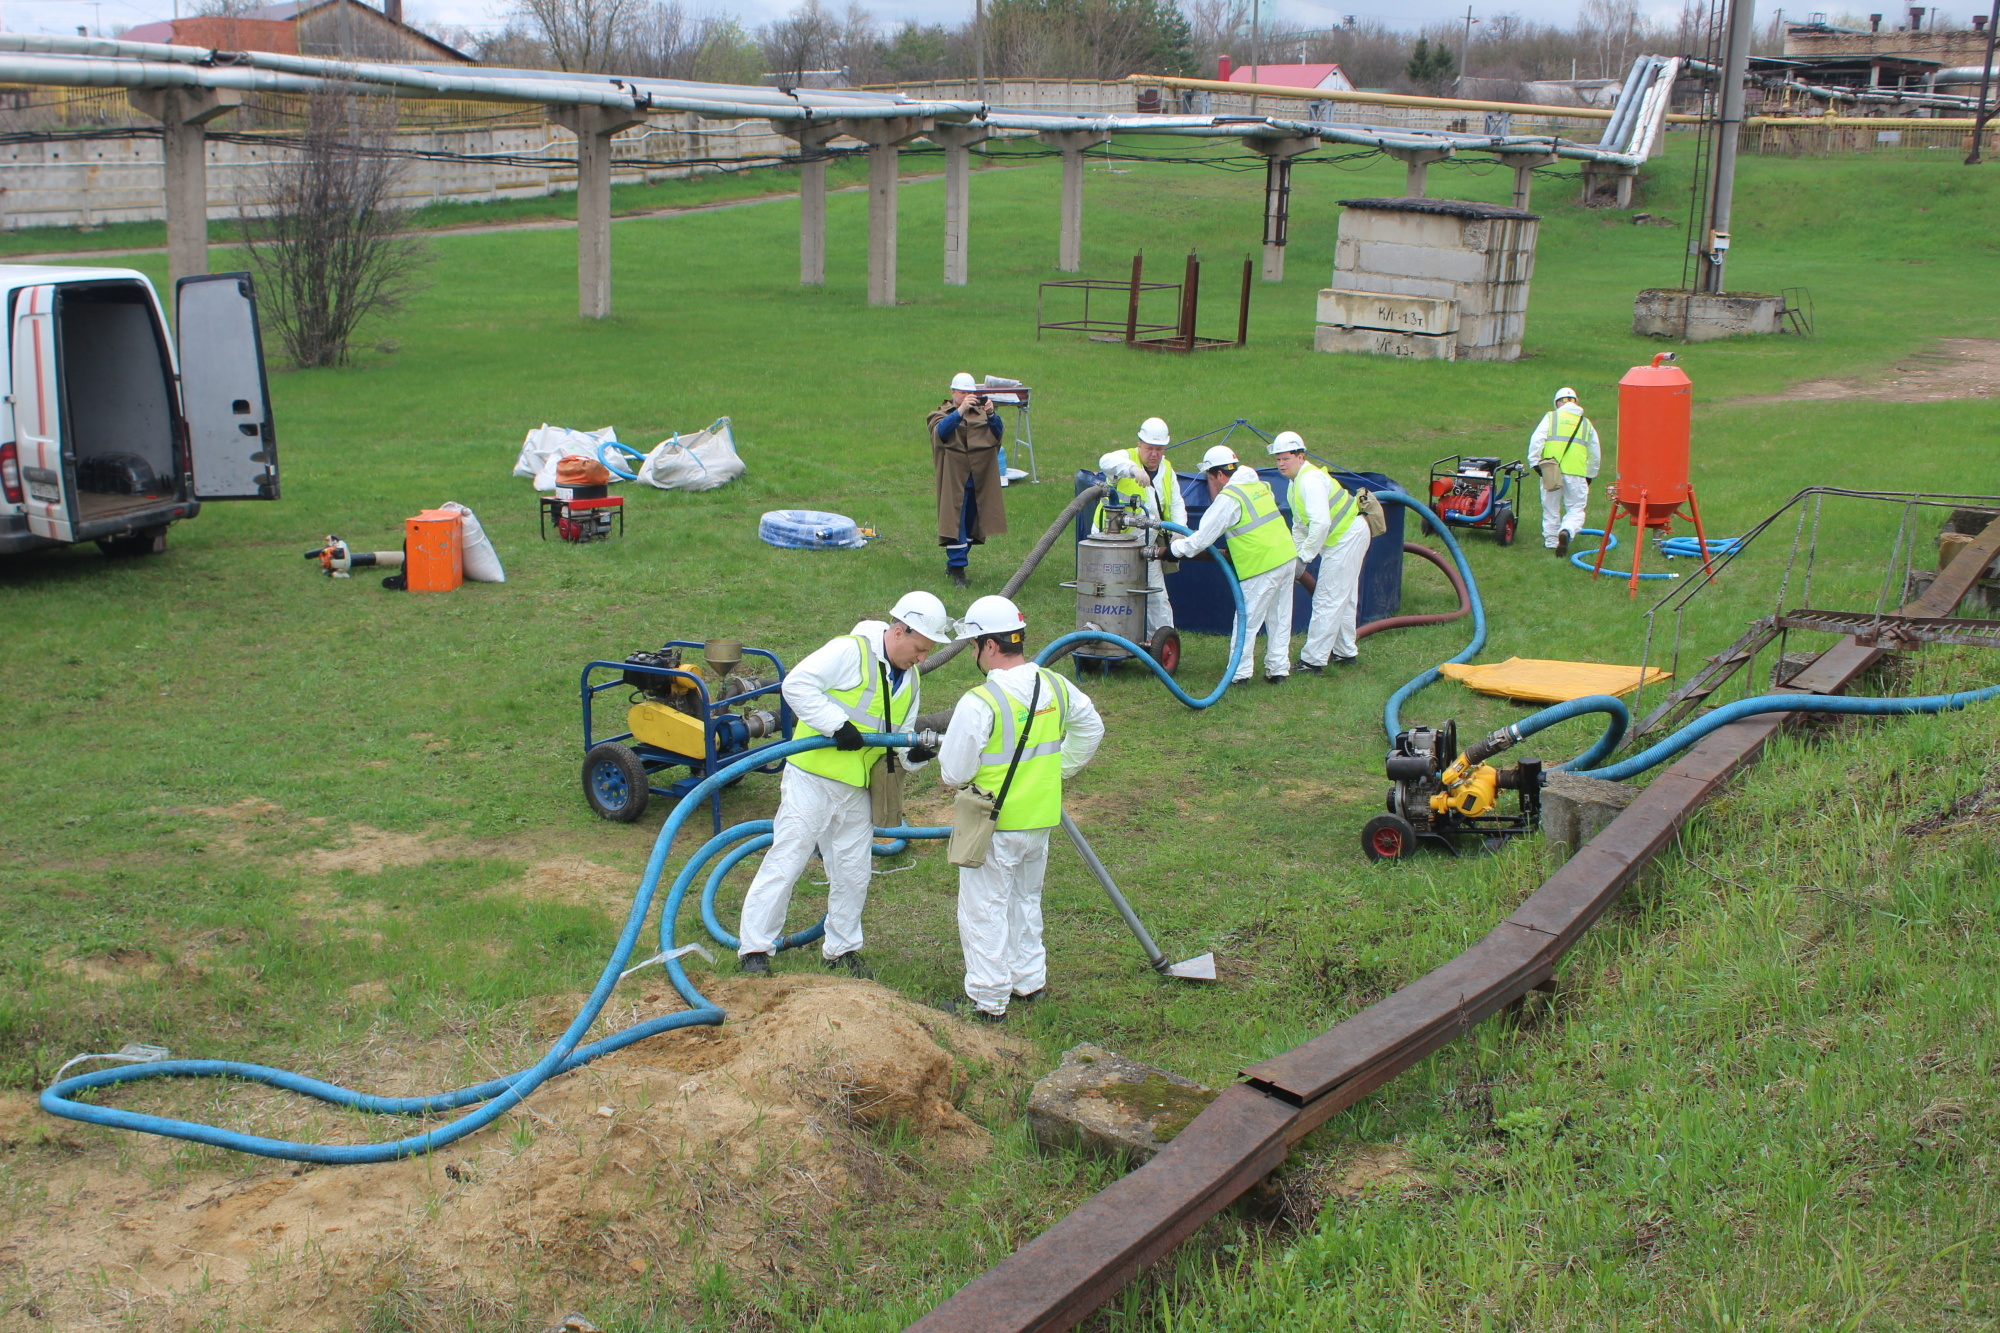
[579,643,792,832]
[540,494,624,542]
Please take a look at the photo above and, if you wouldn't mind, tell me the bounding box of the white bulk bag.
[440,501,505,583]
[514,424,620,491]
[636,418,746,493]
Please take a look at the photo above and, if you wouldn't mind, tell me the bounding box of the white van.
[0,265,278,558]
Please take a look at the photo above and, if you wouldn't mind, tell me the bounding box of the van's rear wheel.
[97,525,168,558]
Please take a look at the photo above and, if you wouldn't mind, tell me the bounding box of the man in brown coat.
[927,371,1009,589]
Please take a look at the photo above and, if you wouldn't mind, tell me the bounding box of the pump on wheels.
[1363,719,1544,861]
[1428,455,1525,547]
[579,639,792,830]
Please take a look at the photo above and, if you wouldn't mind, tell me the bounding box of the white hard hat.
[889,590,953,645]
[1554,386,1579,404]
[1137,417,1171,447]
[1200,445,1240,472]
[1267,430,1306,456]
[954,594,1027,641]
[951,372,978,392]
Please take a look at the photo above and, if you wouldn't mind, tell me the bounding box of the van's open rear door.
[176,273,277,500]
[10,283,74,542]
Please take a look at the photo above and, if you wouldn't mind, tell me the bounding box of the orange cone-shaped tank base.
[1614,352,1692,513]
[405,509,464,592]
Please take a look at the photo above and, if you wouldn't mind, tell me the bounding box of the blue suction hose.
[39,733,931,1164]
[1568,531,1743,581]
[1440,470,1513,525]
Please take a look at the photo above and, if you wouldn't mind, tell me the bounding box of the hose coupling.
[1462,725,1519,766]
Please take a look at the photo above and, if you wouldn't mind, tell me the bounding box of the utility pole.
[1250,0,1261,117]
[1462,6,1478,75]
[1698,0,1757,294]
[1968,0,1999,164]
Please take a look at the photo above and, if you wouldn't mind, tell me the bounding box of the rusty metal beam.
[903,514,2000,1333]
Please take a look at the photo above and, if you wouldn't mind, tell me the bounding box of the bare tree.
[762,0,835,83]
[518,0,641,72]
[240,87,430,369]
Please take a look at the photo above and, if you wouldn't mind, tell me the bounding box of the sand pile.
[0,974,1025,1331]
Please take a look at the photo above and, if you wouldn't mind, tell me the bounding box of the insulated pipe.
[919,485,1110,675]
[1599,55,1653,150]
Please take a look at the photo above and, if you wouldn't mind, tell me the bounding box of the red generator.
[1428,455,1525,546]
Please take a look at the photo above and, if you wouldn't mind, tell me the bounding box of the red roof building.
[122,0,469,64]
[1216,58,1355,92]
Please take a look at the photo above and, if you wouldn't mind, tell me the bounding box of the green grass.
[1,135,1997,1330]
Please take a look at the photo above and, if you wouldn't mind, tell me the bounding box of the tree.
[1405,35,1456,91]
[240,88,430,369]
[517,0,640,72]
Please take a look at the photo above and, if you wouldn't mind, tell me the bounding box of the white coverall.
[938,664,1104,1016]
[1169,470,1296,682]
[1527,410,1601,549]
[1094,450,1187,636]
[736,620,926,960]
[1291,467,1370,667]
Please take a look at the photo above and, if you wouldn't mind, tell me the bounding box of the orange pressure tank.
[404,509,464,592]
[1614,352,1692,510]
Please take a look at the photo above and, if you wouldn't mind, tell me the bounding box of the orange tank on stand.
[1594,352,1713,596]
[404,509,464,592]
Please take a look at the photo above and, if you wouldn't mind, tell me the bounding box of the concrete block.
[1026,1043,1217,1167]
[1903,567,2000,615]
[1540,770,1639,855]
[1633,289,1786,341]
[1317,287,1459,335]
[1938,530,2000,579]
[1336,207,1467,250]
[1314,323,1456,360]
[1334,270,1459,302]
[1345,240,1495,285]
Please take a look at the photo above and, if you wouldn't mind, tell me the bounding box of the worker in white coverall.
[1150,445,1301,685]
[1527,386,1601,555]
[1093,416,1186,639]
[1269,431,1369,673]
[937,595,1104,1023]
[737,591,955,976]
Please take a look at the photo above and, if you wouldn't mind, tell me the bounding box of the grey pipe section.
[1599,55,1653,150]
[1061,810,1168,970]
[918,484,1110,676]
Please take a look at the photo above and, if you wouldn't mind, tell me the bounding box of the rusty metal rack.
[1035,250,1251,353]
[1774,608,2000,649]
[902,507,2000,1333]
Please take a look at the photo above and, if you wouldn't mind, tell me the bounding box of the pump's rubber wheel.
[583,742,650,822]
[1496,504,1517,547]
[1147,627,1181,676]
[97,525,169,558]
[1361,813,1418,862]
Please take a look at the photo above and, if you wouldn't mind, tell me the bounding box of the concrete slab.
[1026,1044,1218,1167]
[1540,770,1640,855]
[1634,288,1786,341]
[1317,288,1460,335]
[1314,324,1457,360]
[1340,239,1496,285]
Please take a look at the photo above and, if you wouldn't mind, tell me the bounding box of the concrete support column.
[835,116,930,307]
[550,104,648,319]
[1242,135,1316,282]
[128,87,241,293]
[776,122,844,286]
[1038,129,1110,272]
[1580,164,1638,209]
[930,123,993,286]
[1383,147,1453,199]
[1505,153,1560,210]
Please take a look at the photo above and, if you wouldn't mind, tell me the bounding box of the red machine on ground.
[1429,455,1525,546]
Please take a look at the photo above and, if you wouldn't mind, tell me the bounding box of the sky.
[6,0,1708,44]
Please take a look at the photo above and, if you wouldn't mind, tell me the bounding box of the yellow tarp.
[1438,657,1671,704]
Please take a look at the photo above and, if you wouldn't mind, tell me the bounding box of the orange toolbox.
[404,509,464,592]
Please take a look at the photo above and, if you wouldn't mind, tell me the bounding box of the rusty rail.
[905,513,2000,1333]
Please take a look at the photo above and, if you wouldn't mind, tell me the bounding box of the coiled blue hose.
[597,440,645,481]
[1659,535,1743,559]
[1036,521,1247,707]
[1566,529,1674,581]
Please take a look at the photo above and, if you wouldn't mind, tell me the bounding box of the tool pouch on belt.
[1536,458,1564,492]
[869,755,904,830]
[1358,489,1388,539]
[946,674,1042,869]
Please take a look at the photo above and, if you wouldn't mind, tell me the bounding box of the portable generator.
[579,638,791,827]
[1362,719,1543,860]
[1428,455,1526,547]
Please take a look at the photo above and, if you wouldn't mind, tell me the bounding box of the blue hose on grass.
[1568,531,1742,580]
[1378,492,1487,741]
[39,732,931,1164]
[1566,529,1673,581]
[1035,521,1248,709]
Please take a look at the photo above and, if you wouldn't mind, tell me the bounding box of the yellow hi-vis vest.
[1222,477,1299,580]
[970,668,1070,832]
[789,635,916,787]
[1291,461,1362,547]
[1093,449,1177,533]
[1546,408,1592,477]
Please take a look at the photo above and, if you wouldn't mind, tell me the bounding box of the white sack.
[514,424,620,491]
[636,418,746,492]
[440,501,505,583]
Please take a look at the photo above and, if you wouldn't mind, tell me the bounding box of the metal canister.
[1071,532,1153,658]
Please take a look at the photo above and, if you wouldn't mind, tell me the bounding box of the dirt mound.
[1740,337,2000,404]
[3,975,1026,1330]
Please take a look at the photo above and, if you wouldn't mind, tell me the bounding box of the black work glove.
[1145,542,1172,562]
[905,742,937,764]
[833,721,865,751]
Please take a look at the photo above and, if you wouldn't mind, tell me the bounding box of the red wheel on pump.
[1147,627,1181,676]
[1496,504,1517,547]
[1361,813,1418,862]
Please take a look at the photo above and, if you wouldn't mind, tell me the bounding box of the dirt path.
[1736,338,2000,404]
